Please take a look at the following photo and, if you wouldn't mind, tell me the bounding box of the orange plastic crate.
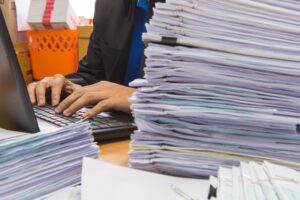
[27,30,78,80]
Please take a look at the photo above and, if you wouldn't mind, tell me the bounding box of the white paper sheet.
[81,157,210,200]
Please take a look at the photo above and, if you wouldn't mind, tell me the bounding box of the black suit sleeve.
[66,32,105,86]
[66,0,138,86]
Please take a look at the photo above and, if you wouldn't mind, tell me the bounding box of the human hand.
[27,74,81,107]
[55,81,136,118]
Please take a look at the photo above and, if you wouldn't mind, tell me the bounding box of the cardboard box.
[28,0,79,30]
[77,25,93,61]
[14,43,33,84]
[0,0,27,44]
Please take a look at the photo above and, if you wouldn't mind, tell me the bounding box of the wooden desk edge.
[99,139,130,167]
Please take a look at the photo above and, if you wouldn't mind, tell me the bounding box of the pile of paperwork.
[129,0,300,178]
[210,161,300,200]
[0,123,98,200]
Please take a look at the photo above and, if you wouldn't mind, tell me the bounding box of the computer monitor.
[0,8,39,133]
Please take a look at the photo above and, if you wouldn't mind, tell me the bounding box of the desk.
[99,140,130,167]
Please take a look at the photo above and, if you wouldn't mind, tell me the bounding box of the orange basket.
[27,30,78,80]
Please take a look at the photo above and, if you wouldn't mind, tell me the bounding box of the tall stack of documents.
[129,0,300,178]
[209,161,300,200]
[0,123,98,200]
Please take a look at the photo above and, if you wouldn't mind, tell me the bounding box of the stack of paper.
[210,161,300,200]
[0,123,98,200]
[27,0,79,30]
[129,0,300,178]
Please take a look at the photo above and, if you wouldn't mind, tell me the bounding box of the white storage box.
[27,0,79,30]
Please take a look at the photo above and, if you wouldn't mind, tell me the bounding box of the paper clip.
[170,184,201,200]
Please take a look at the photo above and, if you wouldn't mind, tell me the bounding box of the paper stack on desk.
[209,161,300,200]
[0,123,98,200]
[129,0,300,178]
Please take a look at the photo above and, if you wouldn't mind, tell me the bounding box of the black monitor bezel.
[0,7,39,133]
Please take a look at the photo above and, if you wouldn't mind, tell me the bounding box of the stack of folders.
[129,0,300,178]
[209,161,300,200]
[0,123,99,200]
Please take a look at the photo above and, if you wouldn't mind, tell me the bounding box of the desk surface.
[99,140,130,167]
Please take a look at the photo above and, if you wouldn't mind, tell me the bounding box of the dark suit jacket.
[66,0,139,86]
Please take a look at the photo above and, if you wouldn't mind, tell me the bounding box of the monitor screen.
[0,8,39,133]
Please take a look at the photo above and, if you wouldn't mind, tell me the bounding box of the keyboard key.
[55,122,66,127]
[90,121,99,126]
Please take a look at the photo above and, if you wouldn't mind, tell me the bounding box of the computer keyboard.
[33,105,133,131]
